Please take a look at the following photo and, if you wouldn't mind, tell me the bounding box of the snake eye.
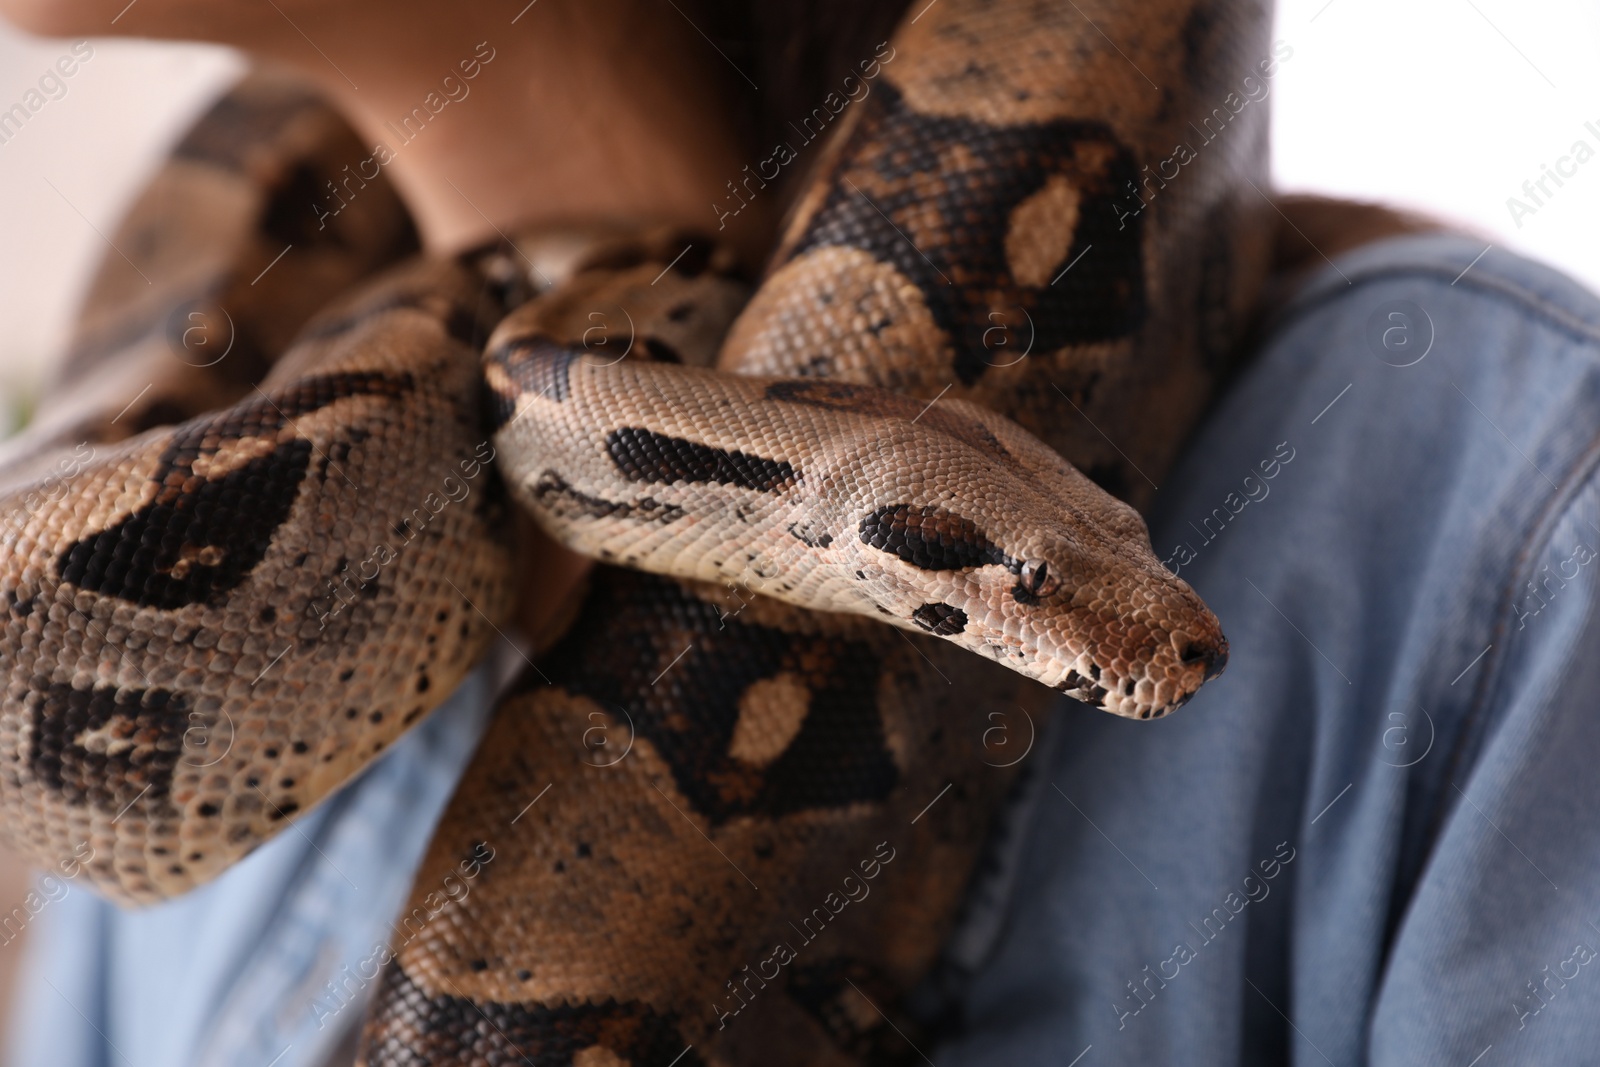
[1018,559,1058,599]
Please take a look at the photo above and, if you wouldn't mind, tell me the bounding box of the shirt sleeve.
[1371,481,1600,1064]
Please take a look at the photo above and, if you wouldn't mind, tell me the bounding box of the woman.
[3,1,1600,1064]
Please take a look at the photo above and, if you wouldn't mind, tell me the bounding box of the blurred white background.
[1272,0,1600,283]
[2,0,1599,421]
[0,29,241,428]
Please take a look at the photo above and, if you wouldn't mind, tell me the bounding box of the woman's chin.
[0,0,114,38]
[0,0,280,43]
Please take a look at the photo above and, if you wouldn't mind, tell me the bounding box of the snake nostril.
[1205,645,1228,680]
[1179,637,1229,681]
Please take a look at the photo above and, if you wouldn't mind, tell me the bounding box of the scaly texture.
[486,333,1224,711]
[0,257,516,901]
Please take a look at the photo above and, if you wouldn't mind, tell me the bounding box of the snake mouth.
[1053,632,1229,719]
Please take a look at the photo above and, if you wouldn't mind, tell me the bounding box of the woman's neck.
[252,0,774,260]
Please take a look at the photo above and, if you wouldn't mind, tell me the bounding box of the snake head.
[488,346,1225,718]
[838,413,1227,720]
[988,522,1228,719]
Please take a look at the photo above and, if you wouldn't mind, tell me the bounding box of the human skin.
[0,0,776,645]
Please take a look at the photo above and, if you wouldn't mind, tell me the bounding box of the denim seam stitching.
[1273,257,1600,352]
[1432,423,1600,852]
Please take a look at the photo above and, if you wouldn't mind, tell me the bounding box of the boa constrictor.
[0,0,1277,1062]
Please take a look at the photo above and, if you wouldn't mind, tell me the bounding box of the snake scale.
[0,0,1277,1062]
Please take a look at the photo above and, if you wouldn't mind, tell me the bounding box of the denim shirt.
[12,233,1600,1066]
[937,233,1600,1065]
